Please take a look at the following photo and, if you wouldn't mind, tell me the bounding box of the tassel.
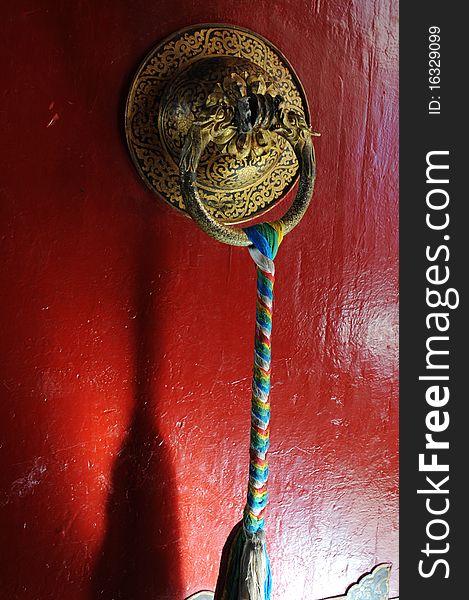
[214,522,244,600]
[238,529,271,600]
[214,523,271,600]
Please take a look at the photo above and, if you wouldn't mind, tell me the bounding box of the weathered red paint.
[0,1,398,599]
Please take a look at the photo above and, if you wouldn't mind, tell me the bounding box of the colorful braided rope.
[213,222,284,600]
[242,221,284,535]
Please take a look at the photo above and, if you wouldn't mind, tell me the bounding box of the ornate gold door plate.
[125,24,311,224]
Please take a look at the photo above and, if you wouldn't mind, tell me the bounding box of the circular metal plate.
[125,24,310,224]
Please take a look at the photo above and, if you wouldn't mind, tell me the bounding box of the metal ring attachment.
[179,72,317,246]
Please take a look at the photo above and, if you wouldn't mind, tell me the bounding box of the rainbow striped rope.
[213,222,284,600]
[243,221,284,535]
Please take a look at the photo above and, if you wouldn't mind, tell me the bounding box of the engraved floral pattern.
[126,25,308,223]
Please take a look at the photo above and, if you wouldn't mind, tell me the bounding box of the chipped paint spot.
[46,113,60,128]
[10,459,47,498]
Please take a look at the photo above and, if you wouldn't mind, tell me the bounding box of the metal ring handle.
[180,134,316,246]
[178,75,317,246]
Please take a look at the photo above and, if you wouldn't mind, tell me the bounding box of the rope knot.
[243,221,285,260]
[243,221,285,275]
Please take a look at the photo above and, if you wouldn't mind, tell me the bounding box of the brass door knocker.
[125,24,318,238]
[179,68,318,245]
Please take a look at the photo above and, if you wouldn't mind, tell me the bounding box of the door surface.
[0,2,398,599]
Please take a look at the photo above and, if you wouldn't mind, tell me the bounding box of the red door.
[1,2,398,599]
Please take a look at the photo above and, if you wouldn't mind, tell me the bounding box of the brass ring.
[180,131,316,247]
